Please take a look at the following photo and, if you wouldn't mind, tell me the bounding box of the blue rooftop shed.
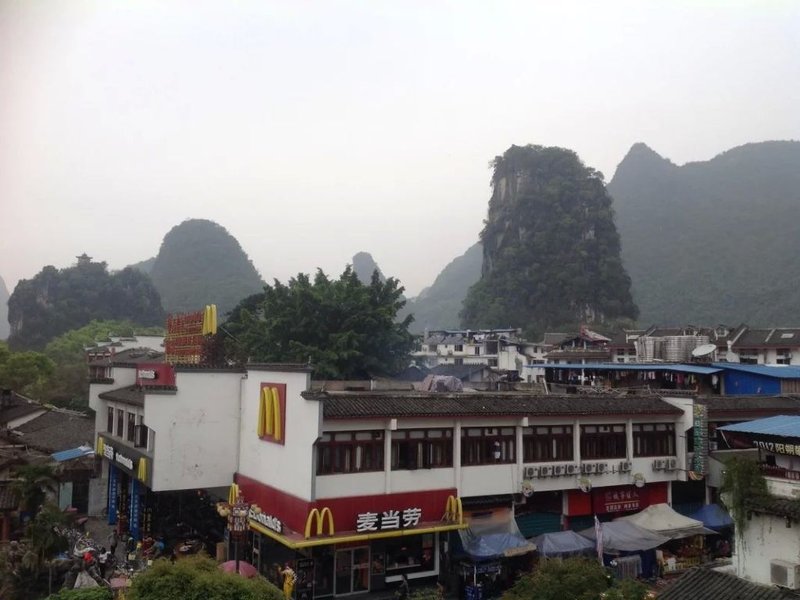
[713,363,800,396]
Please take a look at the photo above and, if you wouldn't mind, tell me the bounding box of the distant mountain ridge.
[0,275,9,340]
[608,140,800,325]
[400,243,482,333]
[352,252,386,284]
[148,219,265,317]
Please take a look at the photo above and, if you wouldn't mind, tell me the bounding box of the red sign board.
[165,309,206,365]
[135,363,176,387]
[594,486,641,514]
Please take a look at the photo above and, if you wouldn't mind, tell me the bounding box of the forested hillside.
[400,243,482,333]
[149,219,265,316]
[0,275,9,340]
[461,145,637,336]
[7,260,164,350]
[608,141,800,325]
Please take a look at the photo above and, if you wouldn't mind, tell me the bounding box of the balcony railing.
[760,463,800,481]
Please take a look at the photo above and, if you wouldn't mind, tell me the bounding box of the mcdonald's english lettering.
[249,508,282,534]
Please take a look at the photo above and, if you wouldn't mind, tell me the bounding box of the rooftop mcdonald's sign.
[257,383,286,445]
[165,304,218,365]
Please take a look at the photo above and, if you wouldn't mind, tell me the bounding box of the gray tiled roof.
[734,328,800,348]
[14,410,95,453]
[697,395,800,416]
[429,364,490,380]
[87,348,164,367]
[98,386,146,406]
[306,391,683,419]
[659,567,799,600]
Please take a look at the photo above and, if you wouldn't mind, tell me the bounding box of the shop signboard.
[356,507,422,532]
[98,436,153,488]
[296,558,314,599]
[692,404,708,475]
[108,465,118,525]
[164,305,217,365]
[130,478,141,540]
[592,486,640,514]
[249,508,283,534]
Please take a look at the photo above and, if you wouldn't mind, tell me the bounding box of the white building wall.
[146,370,243,491]
[237,368,315,501]
[737,512,800,586]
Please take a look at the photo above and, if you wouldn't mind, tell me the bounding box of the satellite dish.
[578,477,592,493]
[521,479,534,498]
[692,344,717,358]
[632,473,646,488]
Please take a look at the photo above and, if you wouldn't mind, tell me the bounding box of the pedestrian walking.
[108,529,119,557]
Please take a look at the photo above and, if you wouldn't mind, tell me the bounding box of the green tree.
[224,267,414,379]
[0,350,55,397]
[503,557,647,600]
[27,503,69,567]
[7,260,164,351]
[47,589,113,600]
[128,555,283,600]
[10,464,58,518]
[720,455,769,546]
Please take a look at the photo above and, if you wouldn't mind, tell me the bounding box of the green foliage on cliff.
[461,145,637,337]
[608,140,800,325]
[0,275,9,340]
[149,219,264,316]
[0,342,54,398]
[224,267,414,379]
[7,261,164,351]
[401,243,482,333]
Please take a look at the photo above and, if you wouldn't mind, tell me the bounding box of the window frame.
[632,423,676,457]
[107,407,114,433]
[461,427,516,466]
[580,424,627,459]
[316,431,384,475]
[522,425,574,462]
[116,408,125,438]
[391,429,453,470]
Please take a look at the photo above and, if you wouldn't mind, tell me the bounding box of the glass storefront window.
[384,534,435,574]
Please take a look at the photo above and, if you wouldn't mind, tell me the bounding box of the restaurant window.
[316,431,384,475]
[135,415,149,449]
[633,423,675,457]
[522,425,573,462]
[392,429,453,470]
[126,412,136,443]
[454,344,463,352]
[116,409,124,437]
[384,533,436,575]
[461,427,516,466]
[580,424,626,459]
[107,407,114,433]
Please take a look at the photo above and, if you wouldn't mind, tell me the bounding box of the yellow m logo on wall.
[228,483,240,504]
[444,495,463,524]
[257,384,286,444]
[304,507,335,539]
[137,458,148,482]
[201,304,218,335]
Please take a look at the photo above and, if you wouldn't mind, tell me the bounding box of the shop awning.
[689,504,734,531]
[578,520,669,552]
[456,515,535,560]
[615,503,718,540]
[533,530,595,558]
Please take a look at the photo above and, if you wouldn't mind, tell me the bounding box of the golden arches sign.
[228,483,241,505]
[137,458,148,482]
[201,304,218,336]
[257,386,282,441]
[444,495,463,524]
[304,507,335,539]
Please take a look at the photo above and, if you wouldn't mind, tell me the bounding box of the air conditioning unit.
[582,463,596,474]
[566,464,580,475]
[553,465,566,476]
[665,458,678,471]
[539,466,553,478]
[596,463,608,474]
[771,559,800,589]
[619,460,632,473]
[652,459,666,470]
[524,466,539,479]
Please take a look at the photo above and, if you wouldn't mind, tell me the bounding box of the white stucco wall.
[737,512,800,586]
[237,368,316,501]
[146,370,243,491]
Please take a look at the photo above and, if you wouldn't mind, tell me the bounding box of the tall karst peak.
[351,252,386,285]
[149,219,264,316]
[461,144,637,336]
[0,275,9,340]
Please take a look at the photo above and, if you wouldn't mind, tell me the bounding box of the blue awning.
[718,416,800,439]
[458,530,535,559]
[51,445,94,462]
[689,504,733,530]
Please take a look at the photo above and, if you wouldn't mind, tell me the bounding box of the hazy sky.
[1,1,798,298]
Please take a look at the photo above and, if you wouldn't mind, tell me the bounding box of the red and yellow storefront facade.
[234,474,466,597]
[563,482,669,528]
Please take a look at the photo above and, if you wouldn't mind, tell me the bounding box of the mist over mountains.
[608,140,800,325]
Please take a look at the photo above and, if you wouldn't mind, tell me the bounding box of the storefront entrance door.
[335,547,370,595]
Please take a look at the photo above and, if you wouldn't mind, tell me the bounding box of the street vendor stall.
[532,530,595,558]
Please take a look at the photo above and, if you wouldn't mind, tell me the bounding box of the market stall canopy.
[579,520,670,552]
[616,503,717,539]
[533,530,595,558]
[689,504,734,531]
[457,515,535,559]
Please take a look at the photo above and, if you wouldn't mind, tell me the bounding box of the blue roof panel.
[718,416,800,439]
[51,445,94,462]
[712,363,800,379]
